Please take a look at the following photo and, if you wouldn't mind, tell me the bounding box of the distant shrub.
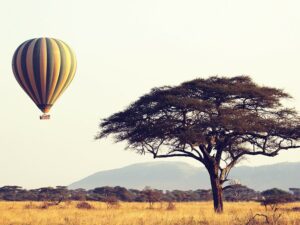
[38,202,50,209]
[24,202,35,209]
[105,196,120,209]
[292,207,300,212]
[166,201,176,210]
[76,201,94,209]
[24,202,56,210]
[260,188,295,211]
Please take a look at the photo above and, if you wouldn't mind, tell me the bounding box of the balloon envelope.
[12,37,77,113]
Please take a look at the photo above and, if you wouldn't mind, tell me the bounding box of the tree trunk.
[209,168,223,213]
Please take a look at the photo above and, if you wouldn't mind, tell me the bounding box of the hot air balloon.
[12,37,77,119]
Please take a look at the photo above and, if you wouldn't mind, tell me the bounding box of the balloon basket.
[40,114,50,120]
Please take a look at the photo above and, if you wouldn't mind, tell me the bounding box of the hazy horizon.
[1,0,300,189]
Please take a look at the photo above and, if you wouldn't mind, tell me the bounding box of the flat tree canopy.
[97,76,300,213]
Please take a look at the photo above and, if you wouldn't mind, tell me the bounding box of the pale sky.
[0,0,300,188]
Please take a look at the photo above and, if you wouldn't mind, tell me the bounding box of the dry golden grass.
[0,201,300,225]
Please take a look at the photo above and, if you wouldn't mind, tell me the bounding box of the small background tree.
[141,186,163,209]
[97,76,300,213]
[260,188,296,210]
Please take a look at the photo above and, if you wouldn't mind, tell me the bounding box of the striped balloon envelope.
[12,37,77,119]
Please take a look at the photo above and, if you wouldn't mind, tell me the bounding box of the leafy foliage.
[76,201,94,209]
[261,188,296,205]
[98,76,300,180]
[97,76,300,212]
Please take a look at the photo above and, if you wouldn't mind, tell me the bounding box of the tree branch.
[168,148,204,162]
[153,154,195,159]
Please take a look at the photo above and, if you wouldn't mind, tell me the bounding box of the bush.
[105,196,120,209]
[38,202,50,209]
[24,202,35,209]
[76,201,94,209]
[166,201,176,210]
[292,207,300,212]
[260,188,296,211]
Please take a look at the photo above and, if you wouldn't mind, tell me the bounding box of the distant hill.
[69,161,300,191]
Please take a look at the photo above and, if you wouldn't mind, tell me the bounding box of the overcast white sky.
[0,0,300,188]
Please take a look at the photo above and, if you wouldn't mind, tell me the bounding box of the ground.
[0,201,300,225]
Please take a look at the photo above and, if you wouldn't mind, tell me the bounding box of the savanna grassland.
[0,201,300,225]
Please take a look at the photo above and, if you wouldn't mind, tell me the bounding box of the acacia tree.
[96,76,300,213]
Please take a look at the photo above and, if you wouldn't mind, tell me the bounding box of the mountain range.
[69,161,300,191]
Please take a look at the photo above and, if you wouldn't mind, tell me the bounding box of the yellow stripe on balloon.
[50,40,72,104]
[52,45,77,104]
[46,39,61,104]
[65,44,77,88]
